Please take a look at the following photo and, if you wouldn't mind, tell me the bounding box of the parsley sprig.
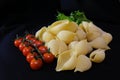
[56,10,90,25]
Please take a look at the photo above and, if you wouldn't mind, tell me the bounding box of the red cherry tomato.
[43,53,55,63]
[26,52,37,63]
[19,42,26,51]
[26,34,35,40]
[38,46,48,54]
[22,46,33,56]
[33,40,43,47]
[14,38,23,47]
[30,58,43,70]
[30,38,37,43]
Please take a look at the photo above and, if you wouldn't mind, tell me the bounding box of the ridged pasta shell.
[35,26,47,40]
[73,39,92,56]
[68,41,79,49]
[46,39,68,57]
[57,30,76,44]
[56,49,77,71]
[101,32,113,44]
[42,31,55,42]
[89,49,105,63]
[48,20,78,35]
[76,28,86,41]
[81,21,103,41]
[74,55,92,72]
[89,37,110,49]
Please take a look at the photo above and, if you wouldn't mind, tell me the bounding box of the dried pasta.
[35,20,113,72]
[74,55,92,72]
[57,30,76,44]
[45,39,68,57]
[56,49,77,71]
[89,49,105,63]
[73,39,93,56]
[48,20,78,35]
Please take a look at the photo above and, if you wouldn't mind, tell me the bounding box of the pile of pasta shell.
[35,20,113,72]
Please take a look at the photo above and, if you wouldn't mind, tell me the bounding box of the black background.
[0,0,120,80]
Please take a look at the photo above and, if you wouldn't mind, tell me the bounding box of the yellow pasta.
[73,39,93,56]
[101,32,113,44]
[68,41,79,49]
[57,30,76,44]
[45,39,68,57]
[48,20,78,35]
[34,20,113,72]
[74,55,92,72]
[56,49,77,71]
[76,27,86,41]
[42,31,55,42]
[89,49,105,63]
[80,21,103,41]
[89,37,110,50]
[35,26,47,40]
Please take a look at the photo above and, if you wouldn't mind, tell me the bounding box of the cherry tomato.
[19,42,26,51]
[43,53,55,63]
[26,34,35,40]
[26,52,37,63]
[14,38,23,47]
[33,40,43,47]
[30,58,43,70]
[38,46,48,54]
[22,46,33,56]
[30,38,38,43]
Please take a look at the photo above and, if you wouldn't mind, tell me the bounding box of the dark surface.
[0,0,120,80]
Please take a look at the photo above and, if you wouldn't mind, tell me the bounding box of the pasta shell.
[73,35,79,41]
[35,26,47,40]
[42,31,55,42]
[74,55,92,72]
[89,37,109,49]
[45,39,59,57]
[57,30,76,44]
[74,39,92,56]
[56,49,77,71]
[58,40,68,55]
[81,21,103,41]
[46,39,68,57]
[101,32,113,44]
[76,28,86,41]
[89,49,105,63]
[68,41,79,49]
[48,20,78,35]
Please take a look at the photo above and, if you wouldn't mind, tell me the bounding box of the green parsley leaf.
[56,10,90,25]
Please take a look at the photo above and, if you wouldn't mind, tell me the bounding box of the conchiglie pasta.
[80,21,103,41]
[45,39,59,57]
[45,39,68,57]
[34,18,113,73]
[73,39,93,56]
[42,31,55,42]
[76,27,86,41]
[74,55,92,72]
[57,30,76,44]
[48,20,78,35]
[68,41,79,49]
[56,49,77,71]
[101,32,113,44]
[35,26,47,40]
[89,37,110,50]
[89,49,105,63]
